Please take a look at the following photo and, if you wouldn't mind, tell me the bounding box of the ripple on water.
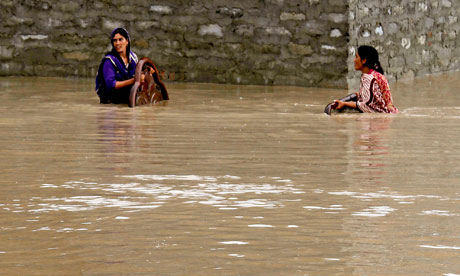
[30,174,303,212]
[401,106,460,119]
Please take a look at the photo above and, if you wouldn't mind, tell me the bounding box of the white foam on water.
[57,228,76,233]
[120,174,217,182]
[122,205,161,209]
[303,206,324,210]
[28,174,307,213]
[248,224,274,228]
[220,241,248,245]
[222,175,241,180]
[421,210,456,216]
[325,258,340,261]
[352,206,396,217]
[276,179,292,183]
[303,205,346,211]
[228,254,245,258]
[420,245,460,250]
[233,199,279,208]
[33,227,51,232]
[28,196,146,213]
[329,190,447,203]
[115,216,130,220]
[41,184,59,188]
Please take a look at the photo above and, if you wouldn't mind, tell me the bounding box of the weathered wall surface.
[1,0,458,89]
[347,0,460,89]
[0,0,349,88]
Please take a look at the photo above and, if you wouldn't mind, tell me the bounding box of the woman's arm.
[114,78,135,89]
[331,92,359,110]
[102,59,135,90]
[333,100,357,110]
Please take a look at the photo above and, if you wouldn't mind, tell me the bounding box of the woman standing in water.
[332,45,398,113]
[95,27,138,104]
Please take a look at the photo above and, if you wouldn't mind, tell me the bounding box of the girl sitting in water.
[332,45,398,113]
[95,27,138,104]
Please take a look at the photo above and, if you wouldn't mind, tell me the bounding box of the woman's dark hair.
[109,27,131,57]
[357,45,384,74]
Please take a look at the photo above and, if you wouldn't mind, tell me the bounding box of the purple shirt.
[95,51,138,103]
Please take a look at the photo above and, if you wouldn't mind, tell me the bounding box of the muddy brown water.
[1,73,459,275]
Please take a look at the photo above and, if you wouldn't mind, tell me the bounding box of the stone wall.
[0,0,349,88]
[0,0,458,89]
[347,0,460,89]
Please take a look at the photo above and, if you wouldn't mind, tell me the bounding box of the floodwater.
[0,72,459,276]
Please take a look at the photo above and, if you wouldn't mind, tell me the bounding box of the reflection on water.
[1,74,460,275]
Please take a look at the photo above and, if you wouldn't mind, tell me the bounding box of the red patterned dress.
[356,70,398,113]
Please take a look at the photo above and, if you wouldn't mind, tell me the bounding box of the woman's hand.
[332,100,357,110]
[140,67,155,84]
[332,100,345,110]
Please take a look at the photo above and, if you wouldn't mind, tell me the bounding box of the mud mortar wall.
[0,0,458,89]
[0,0,349,88]
[347,0,460,89]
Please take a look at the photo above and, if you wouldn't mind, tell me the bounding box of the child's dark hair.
[357,45,384,74]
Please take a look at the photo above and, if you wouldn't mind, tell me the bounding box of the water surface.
[0,74,459,275]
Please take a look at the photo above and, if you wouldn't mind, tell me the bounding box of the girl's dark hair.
[108,27,131,58]
[357,45,384,74]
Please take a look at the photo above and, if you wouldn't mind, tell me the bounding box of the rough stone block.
[198,24,224,37]
[19,48,57,65]
[5,16,34,27]
[288,42,313,56]
[280,12,306,21]
[57,1,80,12]
[102,19,125,32]
[328,0,347,7]
[216,7,244,18]
[235,25,255,37]
[330,29,342,37]
[0,62,23,75]
[149,5,173,14]
[0,1,14,7]
[0,46,14,59]
[441,0,452,8]
[322,13,347,23]
[303,21,328,35]
[62,51,90,61]
[136,21,160,31]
